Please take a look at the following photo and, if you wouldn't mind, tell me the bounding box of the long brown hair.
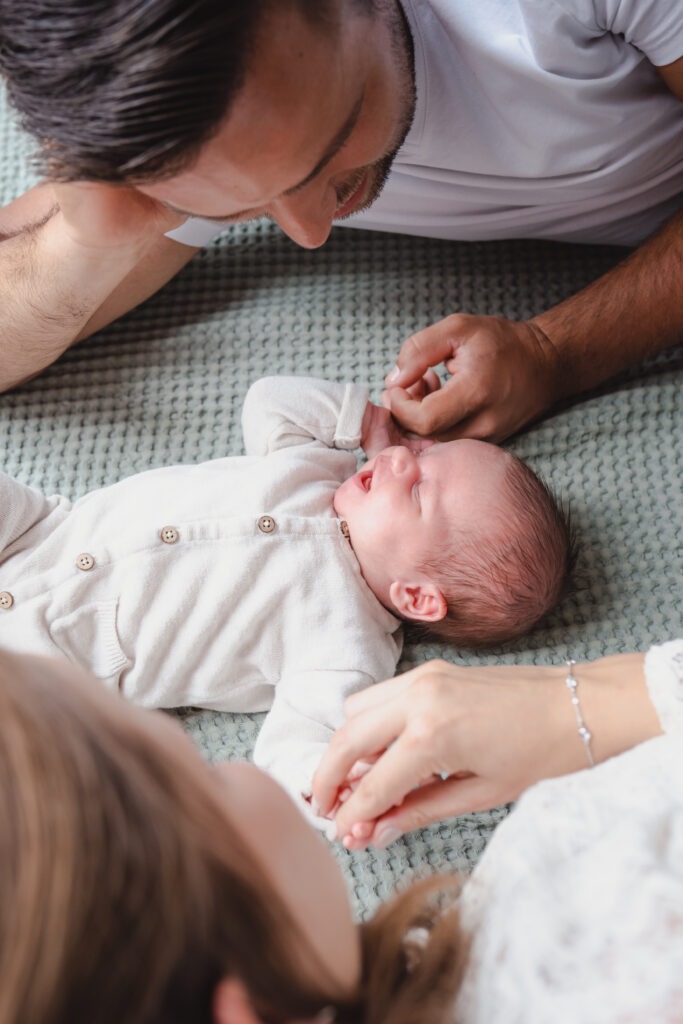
[0,652,466,1024]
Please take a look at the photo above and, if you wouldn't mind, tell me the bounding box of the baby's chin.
[333,475,355,517]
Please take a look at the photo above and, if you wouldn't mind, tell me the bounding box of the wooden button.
[76,553,95,571]
[257,515,276,534]
[0,591,14,609]
[160,526,180,544]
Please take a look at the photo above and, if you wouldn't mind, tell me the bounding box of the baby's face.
[334,439,512,603]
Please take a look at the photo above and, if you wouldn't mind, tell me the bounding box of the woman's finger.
[343,774,503,850]
[312,693,415,814]
[327,725,461,838]
[342,669,420,718]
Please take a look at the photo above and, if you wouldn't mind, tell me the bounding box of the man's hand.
[382,314,565,442]
[360,371,440,458]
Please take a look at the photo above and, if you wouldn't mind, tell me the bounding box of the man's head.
[334,441,574,646]
[0,0,415,247]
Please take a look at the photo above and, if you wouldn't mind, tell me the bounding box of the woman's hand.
[312,654,661,849]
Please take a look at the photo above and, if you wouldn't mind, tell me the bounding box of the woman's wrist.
[570,653,663,766]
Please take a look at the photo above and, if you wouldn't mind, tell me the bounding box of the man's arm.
[382,58,683,443]
[0,181,198,391]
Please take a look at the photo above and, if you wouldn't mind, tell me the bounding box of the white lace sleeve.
[645,639,683,734]
[456,735,683,1023]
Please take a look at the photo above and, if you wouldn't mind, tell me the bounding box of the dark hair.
[0,0,372,183]
[417,455,575,647]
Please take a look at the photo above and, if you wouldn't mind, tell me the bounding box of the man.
[0,0,682,441]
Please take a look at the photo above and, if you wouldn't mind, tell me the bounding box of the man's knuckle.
[472,412,499,439]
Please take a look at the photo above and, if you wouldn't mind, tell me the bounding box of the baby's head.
[334,440,573,645]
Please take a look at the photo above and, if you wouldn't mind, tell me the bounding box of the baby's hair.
[417,454,575,647]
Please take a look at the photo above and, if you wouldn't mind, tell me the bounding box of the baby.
[0,377,571,814]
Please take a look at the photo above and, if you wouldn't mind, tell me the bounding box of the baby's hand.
[310,760,379,841]
[360,395,437,459]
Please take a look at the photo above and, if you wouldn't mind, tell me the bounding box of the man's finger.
[385,330,456,389]
[384,381,473,437]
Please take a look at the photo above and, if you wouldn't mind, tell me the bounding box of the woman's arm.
[312,652,664,849]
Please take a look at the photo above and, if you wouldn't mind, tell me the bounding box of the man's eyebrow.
[164,92,365,224]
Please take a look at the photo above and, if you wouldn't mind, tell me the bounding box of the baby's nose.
[390,447,418,477]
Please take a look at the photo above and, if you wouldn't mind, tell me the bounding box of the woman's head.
[0,652,359,1024]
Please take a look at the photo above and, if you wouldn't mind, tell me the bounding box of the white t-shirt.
[169,0,683,248]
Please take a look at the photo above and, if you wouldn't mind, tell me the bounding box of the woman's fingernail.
[385,365,400,385]
[374,827,401,850]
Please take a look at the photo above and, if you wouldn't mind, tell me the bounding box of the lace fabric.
[455,641,683,1023]
[645,639,683,735]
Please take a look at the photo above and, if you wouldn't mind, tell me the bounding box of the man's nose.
[270,186,336,249]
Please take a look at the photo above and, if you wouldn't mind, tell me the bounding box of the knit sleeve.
[241,376,368,456]
[644,639,683,734]
[455,733,683,1023]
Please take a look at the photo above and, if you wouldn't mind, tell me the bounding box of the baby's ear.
[389,581,447,623]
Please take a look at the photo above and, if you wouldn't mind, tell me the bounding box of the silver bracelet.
[565,659,595,768]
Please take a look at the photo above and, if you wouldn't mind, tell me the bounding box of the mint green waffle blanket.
[2,86,681,916]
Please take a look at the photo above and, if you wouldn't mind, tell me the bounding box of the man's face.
[138,1,415,248]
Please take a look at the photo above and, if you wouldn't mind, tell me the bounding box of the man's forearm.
[0,181,196,392]
[0,210,150,390]
[532,209,683,397]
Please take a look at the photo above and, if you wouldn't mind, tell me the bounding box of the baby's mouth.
[360,469,373,491]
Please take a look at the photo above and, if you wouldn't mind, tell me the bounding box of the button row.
[0,518,287,610]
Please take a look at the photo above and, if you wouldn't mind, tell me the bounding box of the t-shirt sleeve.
[565,0,683,66]
[164,216,228,248]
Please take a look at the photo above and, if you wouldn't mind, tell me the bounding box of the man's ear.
[213,978,263,1024]
[388,580,447,623]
